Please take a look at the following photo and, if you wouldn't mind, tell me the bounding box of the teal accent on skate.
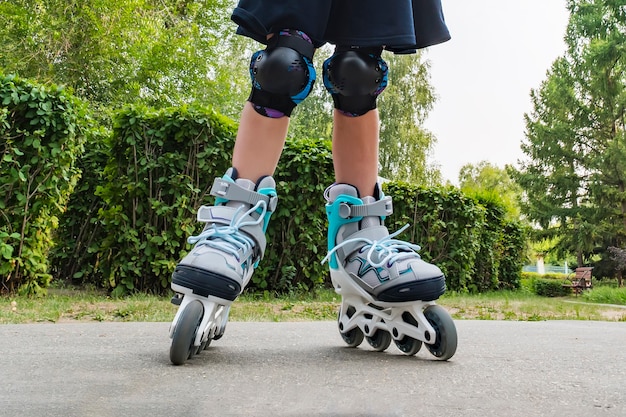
[349,257,390,283]
[215,173,235,206]
[399,265,414,276]
[257,187,277,232]
[326,194,363,269]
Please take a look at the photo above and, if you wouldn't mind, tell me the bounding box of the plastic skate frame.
[331,263,439,346]
[169,277,248,349]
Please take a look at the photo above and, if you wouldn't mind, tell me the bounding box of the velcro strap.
[271,31,315,60]
[210,178,275,209]
[338,196,393,219]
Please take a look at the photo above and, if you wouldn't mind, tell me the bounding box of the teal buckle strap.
[338,196,392,219]
[326,194,362,269]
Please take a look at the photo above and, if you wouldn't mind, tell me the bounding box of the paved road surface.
[1,320,624,417]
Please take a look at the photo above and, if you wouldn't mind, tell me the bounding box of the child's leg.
[331,109,379,197]
[323,47,446,303]
[173,28,316,295]
[169,29,317,362]
[232,102,289,181]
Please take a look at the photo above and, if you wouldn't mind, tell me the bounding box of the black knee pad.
[249,30,316,118]
[323,47,389,117]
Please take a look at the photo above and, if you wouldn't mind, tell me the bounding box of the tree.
[378,52,439,185]
[607,246,626,287]
[286,44,335,142]
[512,0,626,269]
[1,1,441,186]
[459,161,522,219]
[0,0,241,111]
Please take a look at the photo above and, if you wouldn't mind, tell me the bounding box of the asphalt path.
[1,320,625,417]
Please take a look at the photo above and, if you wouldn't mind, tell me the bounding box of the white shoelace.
[322,224,421,268]
[187,201,266,260]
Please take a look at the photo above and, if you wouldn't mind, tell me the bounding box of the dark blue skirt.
[231,0,451,54]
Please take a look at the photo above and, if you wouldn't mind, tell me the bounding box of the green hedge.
[497,221,527,290]
[258,136,334,292]
[520,272,573,297]
[0,75,91,295]
[521,271,569,281]
[471,194,505,292]
[4,101,527,295]
[49,127,110,286]
[534,279,572,297]
[384,182,484,292]
[93,105,236,296]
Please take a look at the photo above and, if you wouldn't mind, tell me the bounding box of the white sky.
[424,0,570,184]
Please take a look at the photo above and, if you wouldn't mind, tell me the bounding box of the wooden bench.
[563,267,593,296]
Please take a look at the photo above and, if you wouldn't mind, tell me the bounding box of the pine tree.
[512,0,626,268]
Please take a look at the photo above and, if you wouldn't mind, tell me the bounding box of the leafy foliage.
[0,74,90,294]
[94,105,236,296]
[607,246,626,287]
[49,127,110,286]
[378,53,439,184]
[383,182,485,292]
[534,279,572,297]
[459,160,522,219]
[46,106,527,295]
[256,137,335,292]
[498,221,528,290]
[0,0,240,110]
[512,0,626,268]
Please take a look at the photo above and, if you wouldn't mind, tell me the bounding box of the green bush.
[384,182,485,292]
[522,271,569,281]
[49,126,110,286]
[471,193,505,292]
[254,137,334,292]
[497,221,527,290]
[94,105,235,295]
[534,278,571,297]
[0,74,91,295]
[48,104,527,295]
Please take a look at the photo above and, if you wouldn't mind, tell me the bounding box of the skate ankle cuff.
[211,178,278,212]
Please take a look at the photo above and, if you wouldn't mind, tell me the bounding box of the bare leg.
[232,102,290,181]
[332,109,380,197]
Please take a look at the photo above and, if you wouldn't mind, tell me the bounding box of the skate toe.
[173,251,246,300]
[376,260,446,302]
[172,264,242,300]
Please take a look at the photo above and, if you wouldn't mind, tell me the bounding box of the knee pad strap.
[249,30,316,118]
[323,48,388,117]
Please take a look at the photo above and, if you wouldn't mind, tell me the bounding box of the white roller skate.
[169,167,277,365]
[323,183,457,360]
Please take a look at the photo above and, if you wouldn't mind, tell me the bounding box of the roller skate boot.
[169,167,277,365]
[323,183,457,359]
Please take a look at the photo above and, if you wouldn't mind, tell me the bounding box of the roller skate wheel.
[337,308,364,347]
[365,330,392,352]
[197,337,211,353]
[213,324,226,341]
[393,311,423,355]
[423,304,457,360]
[170,300,204,365]
[394,336,422,356]
[340,327,365,348]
